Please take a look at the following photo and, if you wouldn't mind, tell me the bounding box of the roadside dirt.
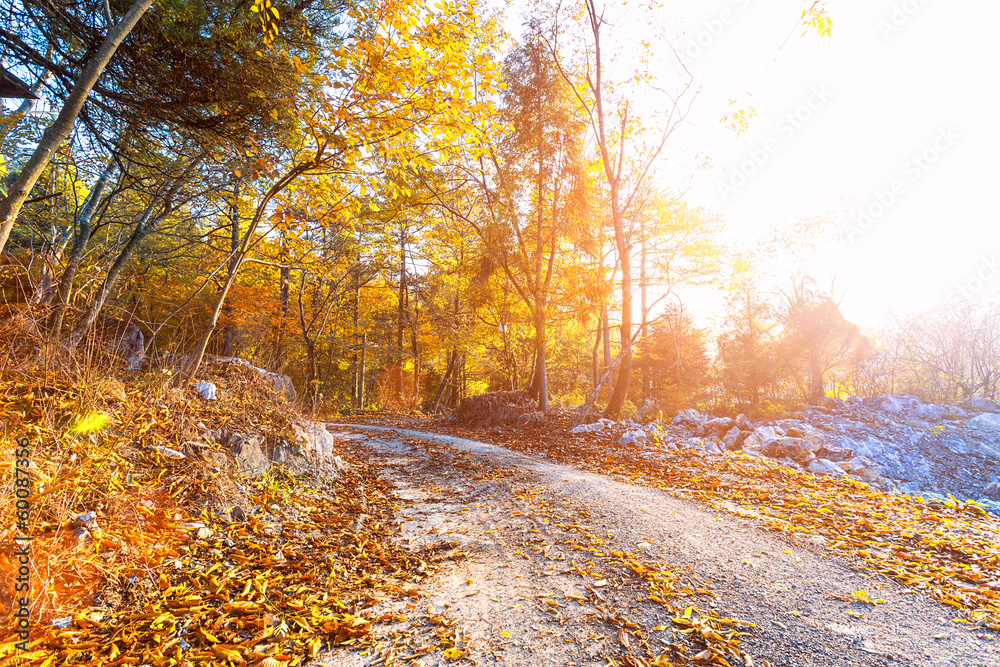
[311,425,1000,667]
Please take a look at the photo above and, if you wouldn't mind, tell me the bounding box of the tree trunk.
[66,199,156,345]
[222,178,240,357]
[0,0,154,255]
[593,315,602,390]
[411,305,420,409]
[47,154,117,337]
[603,222,632,418]
[395,226,406,406]
[529,306,548,411]
[640,217,649,402]
[358,332,367,409]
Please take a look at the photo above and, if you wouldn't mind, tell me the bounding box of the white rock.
[151,445,186,459]
[571,422,605,434]
[193,381,217,400]
[806,458,845,476]
[878,395,905,413]
[618,429,648,447]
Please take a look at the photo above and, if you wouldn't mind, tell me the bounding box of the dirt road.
[311,425,1000,667]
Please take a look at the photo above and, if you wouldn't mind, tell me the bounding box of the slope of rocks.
[574,395,1000,514]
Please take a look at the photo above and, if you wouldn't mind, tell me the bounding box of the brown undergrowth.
[0,320,454,666]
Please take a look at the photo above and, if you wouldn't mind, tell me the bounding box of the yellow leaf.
[443,648,464,660]
[499,631,510,638]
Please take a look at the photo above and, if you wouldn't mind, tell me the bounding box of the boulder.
[878,395,906,413]
[734,413,755,431]
[292,420,335,458]
[193,381,217,400]
[619,429,648,447]
[814,444,854,462]
[807,458,846,476]
[571,422,605,434]
[694,417,735,438]
[761,438,814,466]
[672,408,705,427]
[741,426,785,455]
[982,482,1000,499]
[227,434,269,475]
[722,427,747,451]
[959,397,1000,413]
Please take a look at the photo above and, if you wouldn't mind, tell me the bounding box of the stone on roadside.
[722,427,746,451]
[193,381,217,400]
[807,458,846,476]
[618,429,648,447]
[571,422,605,434]
[694,417,734,438]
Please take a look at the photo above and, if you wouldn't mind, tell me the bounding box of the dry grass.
[0,307,301,629]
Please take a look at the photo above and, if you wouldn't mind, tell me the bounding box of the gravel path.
[311,425,1000,667]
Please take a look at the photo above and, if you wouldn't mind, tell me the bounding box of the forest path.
[312,425,998,667]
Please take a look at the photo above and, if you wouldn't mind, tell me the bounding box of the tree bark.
[0,0,154,255]
[47,153,117,337]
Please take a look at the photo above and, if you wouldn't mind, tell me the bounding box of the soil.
[309,424,1000,667]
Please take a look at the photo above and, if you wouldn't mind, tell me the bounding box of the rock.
[332,455,348,473]
[734,413,755,431]
[292,420,335,458]
[960,397,1000,413]
[741,426,785,455]
[983,482,1000,499]
[230,505,247,522]
[571,422,605,434]
[761,438,814,466]
[814,445,854,462]
[196,526,214,540]
[703,440,723,455]
[694,417,734,438]
[722,427,747,451]
[672,408,705,426]
[840,456,883,482]
[878,395,905,413]
[619,429,648,447]
[227,434,269,475]
[807,458,846,476]
[785,427,804,438]
[193,381,217,400]
[913,403,948,421]
[95,314,146,370]
[151,445,186,459]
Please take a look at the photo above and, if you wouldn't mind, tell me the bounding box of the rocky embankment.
[573,395,1000,514]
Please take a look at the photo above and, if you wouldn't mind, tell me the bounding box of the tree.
[779,276,862,404]
[0,0,154,255]
[717,268,779,411]
[547,0,695,418]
